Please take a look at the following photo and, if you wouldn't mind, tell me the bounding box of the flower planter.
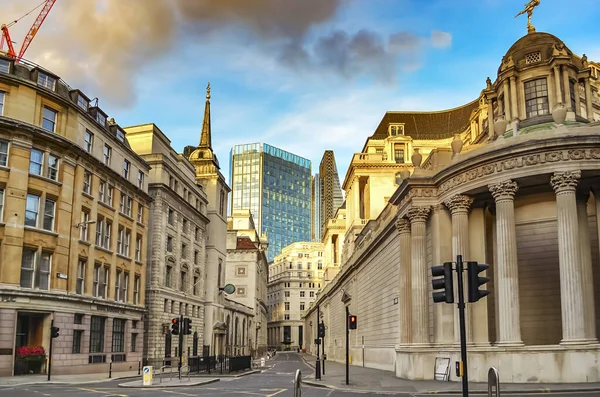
[14,358,45,375]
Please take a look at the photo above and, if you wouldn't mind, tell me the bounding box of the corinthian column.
[576,191,597,342]
[406,206,431,346]
[584,78,594,121]
[489,180,523,346]
[550,171,588,344]
[396,217,412,345]
[444,194,474,344]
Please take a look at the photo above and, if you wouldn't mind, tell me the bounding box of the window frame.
[0,90,5,116]
[103,145,112,166]
[76,259,86,295]
[83,170,92,194]
[0,139,8,167]
[19,248,52,290]
[84,130,94,153]
[137,170,144,189]
[123,160,130,179]
[89,316,106,353]
[37,72,56,91]
[42,106,57,132]
[524,77,550,118]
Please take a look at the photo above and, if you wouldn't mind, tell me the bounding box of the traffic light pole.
[321,328,325,376]
[178,314,183,380]
[47,320,54,381]
[345,306,349,386]
[315,305,321,380]
[456,255,469,397]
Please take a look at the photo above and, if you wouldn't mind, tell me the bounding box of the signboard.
[142,366,153,386]
[56,273,68,279]
[434,357,450,381]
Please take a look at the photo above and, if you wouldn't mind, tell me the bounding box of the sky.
[1,0,599,187]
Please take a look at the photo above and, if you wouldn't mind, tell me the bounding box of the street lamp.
[76,220,96,228]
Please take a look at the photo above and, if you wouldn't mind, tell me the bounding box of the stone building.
[223,298,254,357]
[125,123,210,366]
[226,209,269,357]
[184,84,231,356]
[304,27,600,383]
[0,55,150,375]
[268,242,324,351]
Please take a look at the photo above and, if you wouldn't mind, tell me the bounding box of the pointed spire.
[199,82,212,148]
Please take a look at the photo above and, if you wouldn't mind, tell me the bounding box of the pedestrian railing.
[159,365,173,384]
[488,367,500,396]
[294,369,302,397]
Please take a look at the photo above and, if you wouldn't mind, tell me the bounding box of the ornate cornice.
[551,171,581,193]
[406,206,431,223]
[489,180,519,201]
[444,194,473,214]
[395,217,411,234]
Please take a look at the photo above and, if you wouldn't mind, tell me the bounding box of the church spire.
[199,82,212,148]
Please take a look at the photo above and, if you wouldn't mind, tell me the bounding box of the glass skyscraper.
[230,143,312,261]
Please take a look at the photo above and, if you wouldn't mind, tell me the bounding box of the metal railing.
[294,369,302,397]
[488,367,500,396]
[159,365,173,384]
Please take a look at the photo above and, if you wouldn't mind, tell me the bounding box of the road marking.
[160,390,196,396]
[77,388,128,397]
[265,389,286,397]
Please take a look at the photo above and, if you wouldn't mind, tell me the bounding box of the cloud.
[430,30,452,49]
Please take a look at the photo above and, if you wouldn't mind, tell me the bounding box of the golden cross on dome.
[515,0,541,34]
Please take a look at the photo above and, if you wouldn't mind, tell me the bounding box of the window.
[99,181,113,206]
[181,244,187,259]
[131,333,137,352]
[310,291,315,297]
[137,205,143,223]
[0,59,9,73]
[96,112,106,126]
[47,154,58,180]
[193,276,198,295]
[103,145,112,166]
[43,198,55,231]
[80,211,90,240]
[195,227,200,241]
[285,302,290,310]
[42,107,57,132]
[0,188,4,222]
[165,265,172,288]
[76,259,85,295]
[116,129,125,142]
[394,144,404,164]
[74,313,84,324]
[168,208,174,225]
[29,149,43,175]
[318,262,323,270]
[182,219,188,233]
[219,190,225,216]
[72,330,83,354]
[135,235,142,261]
[300,302,305,311]
[115,270,128,302]
[300,291,305,297]
[524,78,549,118]
[20,249,51,290]
[284,291,290,297]
[84,130,94,153]
[166,236,173,252]
[83,170,91,194]
[194,250,198,265]
[93,263,109,299]
[89,316,105,353]
[38,72,56,90]
[123,160,130,179]
[0,91,4,115]
[137,171,144,189]
[77,95,89,111]
[0,139,8,166]
[133,276,140,305]
[569,79,577,112]
[284,314,290,320]
[117,227,131,257]
[95,216,112,250]
[119,194,132,217]
[180,271,186,291]
[25,194,39,227]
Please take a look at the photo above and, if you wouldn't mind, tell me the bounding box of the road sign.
[142,366,153,386]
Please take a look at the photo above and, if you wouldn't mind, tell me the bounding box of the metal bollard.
[138,360,141,375]
[488,367,500,397]
[109,362,112,378]
[294,369,302,397]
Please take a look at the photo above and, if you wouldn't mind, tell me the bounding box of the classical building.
[226,209,269,357]
[124,123,210,366]
[304,25,600,383]
[229,143,312,261]
[316,150,344,241]
[268,242,324,351]
[184,84,231,356]
[223,297,254,357]
[321,205,346,286]
[0,55,150,376]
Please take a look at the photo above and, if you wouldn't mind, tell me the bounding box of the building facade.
[268,242,324,351]
[304,27,600,383]
[0,55,150,376]
[125,123,210,366]
[311,173,321,242]
[226,209,269,357]
[185,84,231,356]
[317,150,344,241]
[229,143,312,261]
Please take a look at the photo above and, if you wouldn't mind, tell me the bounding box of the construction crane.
[1,0,57,62]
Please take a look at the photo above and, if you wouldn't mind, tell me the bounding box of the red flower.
[17,346,46,358]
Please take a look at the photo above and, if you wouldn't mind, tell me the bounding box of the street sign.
[143,366,153,386]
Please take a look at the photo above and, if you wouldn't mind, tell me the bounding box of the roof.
[236,236,257,250]
[365,98,480,148]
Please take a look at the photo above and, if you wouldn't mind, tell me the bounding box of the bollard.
[294,369,302,397]
[138,360,141,375]
[488,367,500,397]
[109,361,112,378]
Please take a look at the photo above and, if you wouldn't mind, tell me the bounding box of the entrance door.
[14,313,47,375]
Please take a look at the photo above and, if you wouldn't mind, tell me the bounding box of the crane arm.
[16,0,57,62]
[1,25,16,58]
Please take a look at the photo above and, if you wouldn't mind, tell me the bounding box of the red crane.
[1,0,57,62]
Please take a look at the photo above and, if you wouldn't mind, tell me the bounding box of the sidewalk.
[300,353,600,394]
[0,370,139,387]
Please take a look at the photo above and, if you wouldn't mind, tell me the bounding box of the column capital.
[406,206,431,223]
[489,180,519,201]
[395,217,411,234]
[444,194,473,214]
[551,171,581,194]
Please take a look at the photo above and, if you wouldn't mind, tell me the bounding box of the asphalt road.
[1,353,598,396]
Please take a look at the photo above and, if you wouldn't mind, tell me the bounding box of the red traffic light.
[172,318,178,324]
[348,315,357,329]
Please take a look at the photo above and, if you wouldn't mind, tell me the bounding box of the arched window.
[242,319,246,348]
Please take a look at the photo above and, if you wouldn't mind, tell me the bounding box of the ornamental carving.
[406,206,431,223]
[489,180,518,201]
[444,194,473,214]
[398,188,438,209]
[395,217,411,234]
[550,171,581,193]
[438,149,600,194]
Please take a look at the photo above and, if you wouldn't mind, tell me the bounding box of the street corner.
[118,377,220,388]
[302,379,338,390]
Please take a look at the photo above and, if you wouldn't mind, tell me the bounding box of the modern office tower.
[317,150,344,241]
[311,174,321,242]
[230,143,312,261]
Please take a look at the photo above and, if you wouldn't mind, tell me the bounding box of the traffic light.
[171,318,180,335]
[51,326,60,338]
[431,262,454,304]
[467,261,490,303]
[318,322,325,338]
[348,315,357,330]
[183,317,192,335]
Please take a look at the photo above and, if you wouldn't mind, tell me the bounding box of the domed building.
[303,23,600,383]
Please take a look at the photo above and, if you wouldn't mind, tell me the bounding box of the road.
[0,352,597,396]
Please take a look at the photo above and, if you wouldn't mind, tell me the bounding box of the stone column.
[576,191,597,341]
[396,217,412,345]
[407,206,431,346]
[444,195,474,344]
[584,78,594,121]
[486,98,495,141]
[550,171,588,344]
[510,76,519,121]
[562,66,572,111]
[553,67,563,104]
[502,79,511,120]
[488,180,523,346]
[574,81,582,116]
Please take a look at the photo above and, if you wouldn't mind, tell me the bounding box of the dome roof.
[498,32,579,74]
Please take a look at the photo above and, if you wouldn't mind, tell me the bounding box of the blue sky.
[2,0,599,186]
